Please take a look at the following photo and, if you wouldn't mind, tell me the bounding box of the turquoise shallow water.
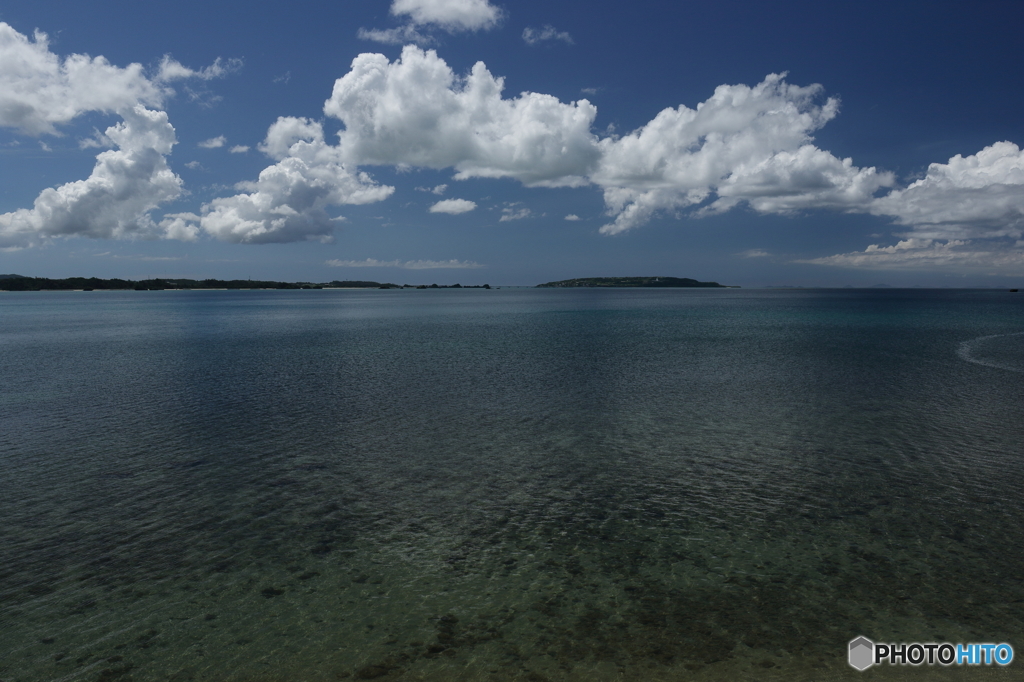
[1,288,1023,681]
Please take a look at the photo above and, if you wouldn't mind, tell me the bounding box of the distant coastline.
[536,276,736,288]
[0,276,492,291]
[3,276,1017,292]
[1,274,741,291]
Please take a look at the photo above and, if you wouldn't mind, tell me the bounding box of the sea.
[1,287,1023,681]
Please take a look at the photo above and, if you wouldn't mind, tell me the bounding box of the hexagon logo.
[849,636,875,671]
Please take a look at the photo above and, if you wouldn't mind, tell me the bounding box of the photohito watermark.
[849,636,1013,671]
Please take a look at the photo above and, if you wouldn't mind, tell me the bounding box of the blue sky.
[1,0,1023,286]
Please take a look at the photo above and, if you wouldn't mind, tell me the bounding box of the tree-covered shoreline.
[0,274,743,291]
[0,276,493,291]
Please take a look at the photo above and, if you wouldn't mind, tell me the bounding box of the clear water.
[1,288,1023,681]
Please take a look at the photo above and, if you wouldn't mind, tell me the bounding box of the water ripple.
[957,331,1024,373]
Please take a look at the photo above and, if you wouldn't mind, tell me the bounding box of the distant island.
[0,276,492,291]
[0,273,740,291]
[536,276,735,288]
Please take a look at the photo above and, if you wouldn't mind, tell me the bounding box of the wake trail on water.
[957,331,1024,373]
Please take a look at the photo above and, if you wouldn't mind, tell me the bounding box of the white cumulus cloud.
[325,46,600,187]
[564,214,580,221]
[869,142,1024,240]
[198,135,226,148]
[321,51,893,234]
[0,22,238,248]
[804,143,1024,270]
[229,145,249,153]
[592,74,894,234]
[390,0,501,32]
[159,212,201,241]
[0,23,234,137]
[0,105,184,248]
[360,0,500,45]
[198,117,394,243]
[179,44,1024,268]
[0,22,165,136]
[429,198,476,214]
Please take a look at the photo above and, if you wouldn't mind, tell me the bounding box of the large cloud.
[320,50,892,233]
[801,238,1024,272]
[0,23,166,136]
[325,46,600,187]
[0,22,229,137]
[593,75,894,233]
[0,22,235,248]
[4,22,1023,269]
[316,48,1024,262]
[198,117,394,243]
[869,142,1024,240]
[0,106,183,248]
[802,143,1024,271]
